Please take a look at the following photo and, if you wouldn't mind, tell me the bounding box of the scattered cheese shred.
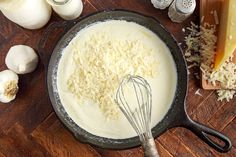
[200,16,205,23]
[195,89,203,96]
[213,10,219,25]
[67,31,158,120]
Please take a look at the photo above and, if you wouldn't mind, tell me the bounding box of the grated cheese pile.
[67,31,158,120]
[210,62,236,89]
[217,90,236,102]
[185,20,236,101]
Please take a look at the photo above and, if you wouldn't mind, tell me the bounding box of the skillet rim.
[47,9,188,149]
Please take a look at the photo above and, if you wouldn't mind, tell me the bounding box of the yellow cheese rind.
[214,0,236,69]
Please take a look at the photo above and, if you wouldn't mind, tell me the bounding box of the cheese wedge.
[214,0,236,69]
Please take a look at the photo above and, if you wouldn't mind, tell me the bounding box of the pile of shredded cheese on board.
[184,17,236,101]
[67,31,158,120]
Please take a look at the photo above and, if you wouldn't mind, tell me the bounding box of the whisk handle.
[143,138,159,157]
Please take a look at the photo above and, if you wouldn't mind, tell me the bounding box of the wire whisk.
[115,75,159,157]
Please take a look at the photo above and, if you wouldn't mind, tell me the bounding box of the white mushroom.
[5,45,39,74]
[0,70,19,103]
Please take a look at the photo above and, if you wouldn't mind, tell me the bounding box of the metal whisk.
[115,75,159,157]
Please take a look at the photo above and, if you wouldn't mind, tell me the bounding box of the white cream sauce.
[57,20,177,139]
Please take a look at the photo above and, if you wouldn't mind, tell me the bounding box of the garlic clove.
[0,70,19,103]
[5,45,39,74]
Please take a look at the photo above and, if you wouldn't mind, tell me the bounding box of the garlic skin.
[0,70,19,103]
[5,45,39,74]
[151,0,173,10]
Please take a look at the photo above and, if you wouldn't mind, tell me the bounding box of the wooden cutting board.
[200,0,236,90]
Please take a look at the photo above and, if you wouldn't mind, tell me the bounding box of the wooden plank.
[210,146,236,157]
[125,149,144,157]
[191,92,226,123]
[6,123,51,157]
[0,0,235,156]
[224,147,236,157]
[208,97,236,131]
[171,128,218,157]
[214,120,236,157]
[0,133,25,157]
[0,13,21,38]
[31,113,101,157]
[95,138,173,157]
[200,0,222,25]
[0,34,5,44]
[155,141,173,157]
[158,131,197,157]
[82,0,98,14]
[0,152,5,157]
[186,79,214,115]
[95,148,135,157]
[0,64,45,133]
[13,96,52,134]
[221,118,236,148]
[173,125,236,157]
[225,147,236,157]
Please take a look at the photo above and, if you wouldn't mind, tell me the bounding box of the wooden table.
[0,0,235,157]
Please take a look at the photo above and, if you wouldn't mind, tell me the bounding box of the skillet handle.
[183,115,232,153]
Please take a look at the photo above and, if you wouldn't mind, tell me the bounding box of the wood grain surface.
[0,0,235,157]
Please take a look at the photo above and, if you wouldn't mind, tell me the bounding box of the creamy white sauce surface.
[57,20,177,139]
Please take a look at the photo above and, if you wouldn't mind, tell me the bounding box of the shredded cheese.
[217,90,235,102]
[210,62,236,88]
[67,31,158,120]
[185,23,200,64]
[201,16,205,23]
[195,89,203,96]
[213,10,219,25]
[185,21,236,101]
[187,63,198,69]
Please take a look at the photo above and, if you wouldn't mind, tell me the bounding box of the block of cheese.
[214,0,236,69]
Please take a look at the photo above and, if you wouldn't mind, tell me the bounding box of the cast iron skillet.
[46,10,232,153]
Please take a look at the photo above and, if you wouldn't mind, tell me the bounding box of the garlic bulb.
[0,0,52,29]
[0,70,19,103]
[151,0,173,9]
[5,45,39,74]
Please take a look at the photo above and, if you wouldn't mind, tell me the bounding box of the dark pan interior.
[47,10,188,149]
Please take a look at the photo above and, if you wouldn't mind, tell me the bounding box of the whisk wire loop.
[115,75,153,141]
[132,78,147,141]
[115,75,159,157]
[116,79,143,137]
